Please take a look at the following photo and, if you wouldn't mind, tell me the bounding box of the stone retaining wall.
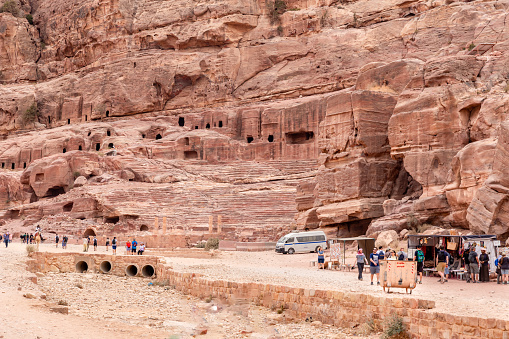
[27,252,509,338]
[28,252,160,278]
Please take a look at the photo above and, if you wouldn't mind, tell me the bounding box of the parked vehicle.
[275,231,327,254]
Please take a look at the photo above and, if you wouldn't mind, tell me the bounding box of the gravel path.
[161,249,509,321]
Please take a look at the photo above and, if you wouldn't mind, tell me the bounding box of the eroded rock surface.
[2,0,509,243]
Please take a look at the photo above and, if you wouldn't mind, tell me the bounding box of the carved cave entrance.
[286,131,314,144]
[83,228,96,237]
[45,186,66,198]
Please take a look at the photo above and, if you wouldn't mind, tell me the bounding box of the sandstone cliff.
[1,0,509,244]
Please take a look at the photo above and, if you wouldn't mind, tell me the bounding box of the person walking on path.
[106,237,110,252]
[3,232,9,248]
[126,240,131,255]
[377,246,385,261]
[131,239,138,255]
[469,246,480,283]
[500,252,509,284]
[479,249,490,282]
[413,245,425,284]
[112,237,117,255]
[83,237,88,252]
[463,247,471,283]
[354,248,368,280]
[317,246,325,269]
[62,235,67,249]
[436,247,448,284]
[55,234,59,248]
[93,236,98,251]
[369,247,380,285]
[495,254,503,284]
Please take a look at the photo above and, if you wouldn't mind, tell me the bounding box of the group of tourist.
[349,243,509,285]
[125,239,145,255]
[54,235,69,249]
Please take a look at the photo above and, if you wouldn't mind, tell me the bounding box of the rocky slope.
[1,0,509,243]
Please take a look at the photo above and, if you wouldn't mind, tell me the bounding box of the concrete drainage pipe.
[126,264,138,277]
[141,265,155,277]
[76,261,88,273]
[100,261,112,273]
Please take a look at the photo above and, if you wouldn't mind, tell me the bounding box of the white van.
[275,230,327,254]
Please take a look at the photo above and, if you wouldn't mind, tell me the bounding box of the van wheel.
[288,248,295,254]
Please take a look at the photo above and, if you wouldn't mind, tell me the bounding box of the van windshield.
[277,236,286,243]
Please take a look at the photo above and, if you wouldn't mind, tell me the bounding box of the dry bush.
[204,238,219,251]
[26,245,36,255]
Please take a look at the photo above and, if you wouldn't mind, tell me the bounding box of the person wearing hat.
[500,252,509,284]
[479,249,490,282]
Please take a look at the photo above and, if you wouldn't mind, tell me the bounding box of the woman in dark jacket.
[479,249,490,282]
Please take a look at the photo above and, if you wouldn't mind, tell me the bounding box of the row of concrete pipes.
[75,260,155,277]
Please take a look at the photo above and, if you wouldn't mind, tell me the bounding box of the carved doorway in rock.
[83,228,96,237]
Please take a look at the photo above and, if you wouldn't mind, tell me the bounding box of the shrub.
[195,241,206,249]
[73,171,81,179]
[267,0,287,24]
[382,315,410,339]
[204,238,219,251]
[1,0,19,16]
[22,102,39,124]
[26,245,36,255]
[57,300,69,306]
[468,43,476,51]
[25,14,33,25]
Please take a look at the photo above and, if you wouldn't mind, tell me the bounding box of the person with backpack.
[500,252,509,284]
[55,234,59,248]
[112,237,117,255]
[131,239,138,255]
[397,248,407,261]
[414,245,425,284]
[468,246,480,283]
[495,254,502,284]
[377,246,385,261]
[93,236,98,251]
[436,246,448,284]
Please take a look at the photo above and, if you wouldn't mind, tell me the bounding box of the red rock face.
[2,0,509,243]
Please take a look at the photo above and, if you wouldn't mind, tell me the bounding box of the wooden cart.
[379,260,417,294]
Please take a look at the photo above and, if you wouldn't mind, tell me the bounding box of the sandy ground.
[0,242,377,339]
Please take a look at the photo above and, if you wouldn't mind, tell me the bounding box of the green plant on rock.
[1,0,20,16]
[22,102,39,125]
[25,14,33,25]
[267,0,287,24]
[382,314,410,339]
[468,43,476,51]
